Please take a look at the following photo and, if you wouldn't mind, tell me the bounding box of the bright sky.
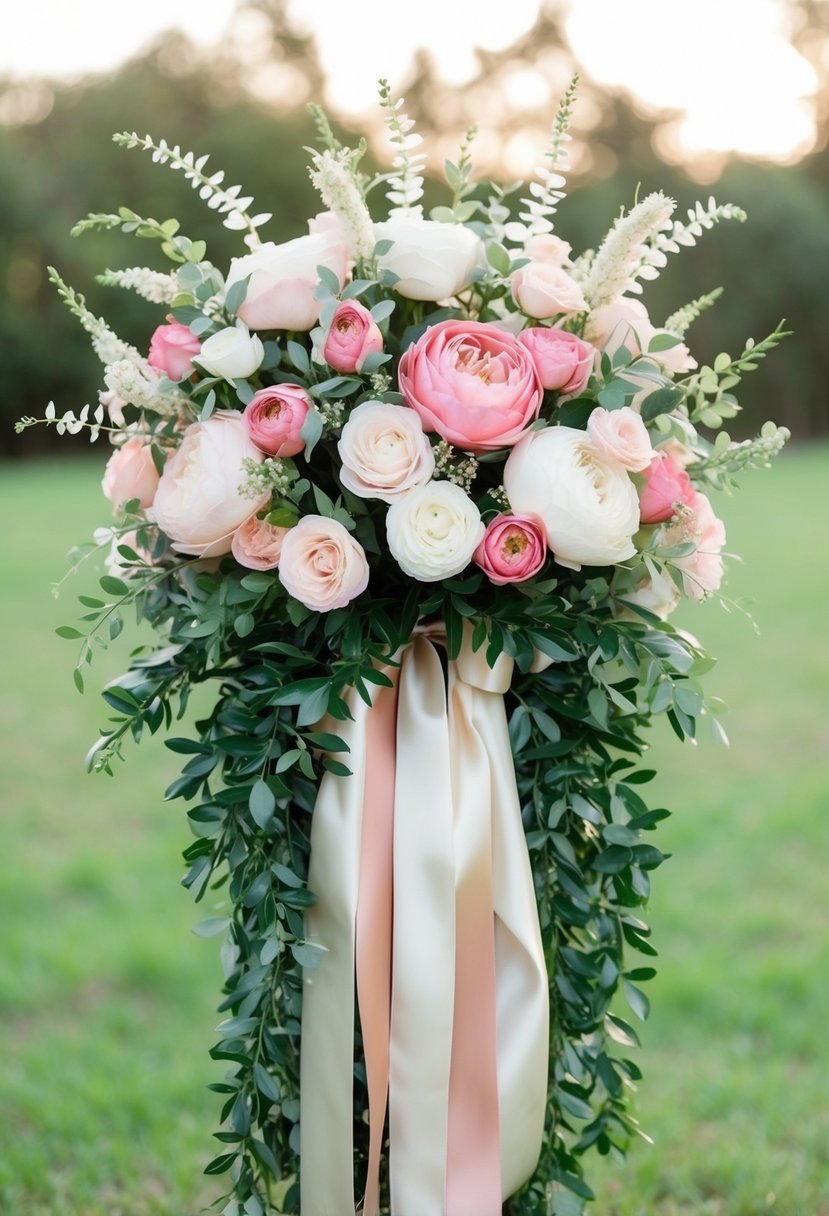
[1,0,820,164]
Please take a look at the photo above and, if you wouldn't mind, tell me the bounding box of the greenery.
[2,445,826,1214]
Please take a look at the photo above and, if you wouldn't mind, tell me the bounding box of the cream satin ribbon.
[300,629,549,1216]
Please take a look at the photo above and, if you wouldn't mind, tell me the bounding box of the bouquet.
[19,77,790,1216]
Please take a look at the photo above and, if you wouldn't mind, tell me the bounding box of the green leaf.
[204,1151,237,1175]
[253,1062,281,1103]
[640,385,685,422]
[249,779,276,829]
[56,625,83,639]
[193,916,230,938]
[224,277,249,316]
[291,942,325,968]
[300,408,324,459]
[623,979,651,1021]
[99,575,129,597]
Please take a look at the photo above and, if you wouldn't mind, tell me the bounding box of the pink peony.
[511,262,587,320]
[102,437,160,510]
[638,453,695,524]
[148,319,201,381]
[323,300,383,373]
[587,406,654,472]
[243,385,311,457]
[518,327,594,394]
[398,319,542,453]
[278,515,369,612]
[474,514,547,585]
[231,515,290,571]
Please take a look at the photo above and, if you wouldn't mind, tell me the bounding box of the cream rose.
[587,406,654,471]
[225,222,348,332]
[511,262,587,320]
[196,322,264,383]
[278,515,369,612]
[152,411,268,557]
[374,217,480,301]
[337,401,435,503]
[503,427,640,569]
[386,480,484,582]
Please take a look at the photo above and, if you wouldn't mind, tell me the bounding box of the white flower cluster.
[104,360,188,418]
[97,266,180,305]
[584,192,676,308]
[309,150,375,262]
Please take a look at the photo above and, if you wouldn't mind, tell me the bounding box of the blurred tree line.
[2,0,827,458]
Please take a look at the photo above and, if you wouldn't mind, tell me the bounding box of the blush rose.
[102,437,160,510]
[638,453,695,523]
[398,319,542,453]
[473,514,547,585]
[231,515,290,571]
[147,319,201,381]
[337,401,434,502]
[511,263,587,320]
[278,515,369,611]
[587,406,654,472]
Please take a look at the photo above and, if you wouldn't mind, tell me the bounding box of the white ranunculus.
[337,401,434,503]
[224,222,348,332]
[374,217,480,302]
[386,480,484,582]
[152,411,268,557]
[503,427,640,570]
[196,322,264,383]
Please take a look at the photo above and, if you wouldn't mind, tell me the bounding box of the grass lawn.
[1,445,827,1215]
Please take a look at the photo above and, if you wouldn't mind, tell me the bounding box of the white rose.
[152,411,268,556]
[225,221,348,331]
[618,568,680,620]
[511,262,587,320]
[503,427,640,570]
[374,217,480,302]
[196,322,264,383]
[278,515,369,612]
[386,480,485,582]
[337,401,435,503]
[587,405,654,471]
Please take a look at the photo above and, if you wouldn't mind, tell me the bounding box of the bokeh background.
[1,2,828,1213]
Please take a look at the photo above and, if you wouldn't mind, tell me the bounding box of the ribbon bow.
[300,628,549,1215]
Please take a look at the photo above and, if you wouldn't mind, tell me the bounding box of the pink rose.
[473,514,547,585]
[337,401,434,502]
[102,437,160,511]
[243,385,311,457]
[511,263,587,320]
[231,514,290,571]
[278,515,369,612]
[518,327,594,394]
[398,319,542,453]
[638,453,695,524]
[665,490,726,601]
[147,319,201,381]
[587,406,654,472]
[323,300,383,373]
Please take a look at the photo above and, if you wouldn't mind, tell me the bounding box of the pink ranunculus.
[102,437,160,510]
[231,514,290,571]
[638,453,695,524]
[323,300,383,374]
[667,490,727,601]
[243,385,312,457]
[518,327,595,394]
[398,319,542,453]
[511,262,587,320]
[473,513,547,585]
[278,515,369,612]
[147,319,201,381]
[587,406,654,472]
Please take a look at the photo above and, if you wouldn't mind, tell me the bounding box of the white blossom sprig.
[583,192,677,308]
[664,287,724,338]
[509,73,579,244]
[112,133,272,249]
[16,401,106,442]
[688,421,791,491]
[378,80,426,217]
[104,360,189,419]
[309,149,375,261]
[96,266,180,305]
[652,198,747,262]
[48,267,147,368]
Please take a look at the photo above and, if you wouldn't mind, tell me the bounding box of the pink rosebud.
[323,300,383,374]
[660,489,726,601]
[398,319,542,453]
[638,453,695,524]
[473,513,547,585]
[102,437,160,511]
[511,262,587,320]
[231,514,290,571]
[518,327,595,394]
[147,319,201,381]
[243,385,312,457]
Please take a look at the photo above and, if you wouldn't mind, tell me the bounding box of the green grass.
[1,447,827,1215]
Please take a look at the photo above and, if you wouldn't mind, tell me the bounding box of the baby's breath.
[433,439,479,492]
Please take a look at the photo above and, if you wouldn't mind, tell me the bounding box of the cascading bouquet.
[19,77,790,1216]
